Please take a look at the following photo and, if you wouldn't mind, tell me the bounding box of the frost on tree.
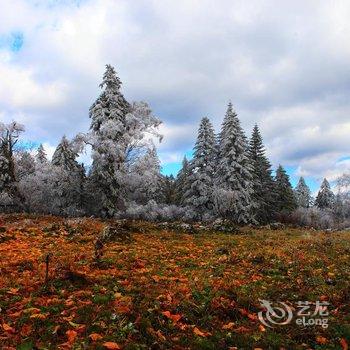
[294,176,312,208]
[128,146,162,205]
[214,103,255,224]
[36,144,47,164]
[248,124,276,224]
[315,178,335,209]
[175,156,191,205]
[274,165,297,212]
[183,117,217,220]
[0,122,25,206]
[88,64,162,217]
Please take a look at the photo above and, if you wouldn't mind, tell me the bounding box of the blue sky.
[1,0,350,194]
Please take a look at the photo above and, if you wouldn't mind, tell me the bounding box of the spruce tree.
[36,144,47,164]
[183,117,217,220]
[294,176,312,208]
[274,165,297,213]
[52,136,80,172]
[214,103,255,224]
[160,175,177,205]
[248,124,275,224]
[175,156,191,205]
[88,65,161,217]
[89,65,131,217]
[315,178,335,209]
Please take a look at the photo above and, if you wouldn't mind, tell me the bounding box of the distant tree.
[248,124,275,224]
[161,175,177,205]
[15,151,35,181]
[214,103,255,224]
[175,156,191,205]
[315,178,335,209]
[183,117,217,220]
[52,136,80,171]
[128,146,162,204]
[274,165,297,213]
[36,144,47,164]
[294,176,312,208]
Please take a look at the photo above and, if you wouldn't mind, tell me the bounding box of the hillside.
[0,215,349,349]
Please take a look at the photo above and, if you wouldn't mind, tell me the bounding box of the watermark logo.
[258,300,293,328]
[258,300,329,329]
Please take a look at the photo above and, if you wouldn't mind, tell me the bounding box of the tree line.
[0,64,349,227]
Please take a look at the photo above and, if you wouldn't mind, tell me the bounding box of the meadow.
[0,215,349,349]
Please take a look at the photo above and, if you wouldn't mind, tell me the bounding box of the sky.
[1,0,350,192]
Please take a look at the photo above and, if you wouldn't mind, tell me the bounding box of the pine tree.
[88,65,161,217]
[274,165,297,212]
[129,146,162,204]
[248,124,275,224]
[294,177,312,208]
[214,103,255,224]
[52,136,80,172]
[183,117,217,220]
[315,178,335,209]
[160,175,176,205]
[89,65,131,217]
[36,144,47,164]
[175,156,191,205]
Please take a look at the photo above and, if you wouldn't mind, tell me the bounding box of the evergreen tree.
[248,124,275,224]
[214,103,255,224]
[129,146,162,204]
[274,165,297,212]
[315,178,335,209]
[294,176,312,208]
[88,65,161,217]
[52,136,80,172]
[36,144,47,164]
[183,117,217,220]
[160,175,177,205]
[175,156,191,205]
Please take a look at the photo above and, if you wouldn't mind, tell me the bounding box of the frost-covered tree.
[52,136,80,171]
[248,124,275,224]
[87,65,161,217]
[36,144,47,164]
[15,151,35,180]
[315,178,335,209]
[183,117,217,220]
[0,122,25,205]
[274,165,297,213]
[294,177,312,208]
[128,146,162,204]
[214,103,255,224]
[175,156,191,205]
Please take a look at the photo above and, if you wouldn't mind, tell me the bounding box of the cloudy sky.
[1,0,350,191]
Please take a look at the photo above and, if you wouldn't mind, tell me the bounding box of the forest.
[1,64,350,230]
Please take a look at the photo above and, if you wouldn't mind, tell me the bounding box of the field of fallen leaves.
[0,214,350,350]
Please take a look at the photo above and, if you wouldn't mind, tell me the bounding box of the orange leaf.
[2,323,15,333]
[222,322,235,330]
[193,327,211,337]
[89,333,103,341]
[103,342,121,350]
[162,311,181,323]
[341,338,348,350]
[66,329,77,344]
[316,336,328,344]
[155,329,166,341]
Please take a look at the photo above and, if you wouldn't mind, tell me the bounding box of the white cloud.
[0,0,350,179]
